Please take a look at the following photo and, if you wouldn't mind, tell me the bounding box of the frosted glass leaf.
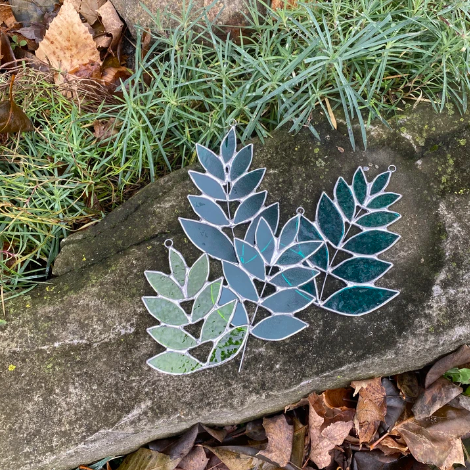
[255,218,275,264]
[147,351,202,374]
[189,171,226,200]
[353,167,367,205]
[230,145,252,180]
[180,219,237,262]
[169,249,186,286]
[187,253,209,297]
[200,300,236,342]
[188,196,230,226]
[235,238,265,280]
[270,267,319,288]
[317,193,344,246]
[309,243,329,270]
[143,297,188,326]
[343,230,399,255]
[145,271,183,300]
[279,215,300,248]
[229,169,265,200]
[148,326,197,350]
[196,144,225,180]
[251,315,307,341]
[370,171,391,196]
[262,288,313,314]
[356,211,400,228]
[223,261,258,301]
[221,127,236,163]
[367,193,401,209]
[298,216,322,242]
[332,257,392,283]
[209,327,247,365]
[323,286,398,315]
[219,287,249,326]
[233,191,267,224]
[245,203,279,245]
[191,279,223,322]
[276,241,322,265]
[335,177,355,221]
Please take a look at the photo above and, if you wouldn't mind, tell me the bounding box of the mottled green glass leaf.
[370,171,391,196]
[233,191,267,224]
[331,257,392,283]
[148,326,197,350]
[221,127,236,163]
[356,211,400,228]
[235,238,265,280]
[187,253,209,297]
[143,297,188,326]
[343,230,399,255]
[200,300,236,342]
[276,241,322,265]
[298,215,322,241]
[191,279,223,322]
[169,249,186,286]
[147,351,202,374]
[251,315,307,341]
[270,267,319,288]
[196,144,225,180]
[335,177,355,221]
[323,286,398,315]
[145,271,183,300]
[353,167,367,205]
[367,193,401,209]
[317,193,344,246]
[188,196,230,226]
[262,288,313,313]
[230,145,252,180]
[209,327,247,365]
[223,261,258,301]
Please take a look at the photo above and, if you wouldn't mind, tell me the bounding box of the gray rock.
[10,0,57,25]
[2,104,470,470]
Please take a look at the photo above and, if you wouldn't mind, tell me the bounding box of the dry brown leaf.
[425,345,470,388]
[205,446,258,470]
[0,31,16,69]
[324,97,337,130]
[323,388,354,410]
[285,397,309,412]
[439,438,465,470]
[116,448,174,470]
[397,372,420,399]
[200,424,227,443]
[376,436,409,456]
[290,417,307,468]
[352,378,386,444]
[0,75,34,133]
[96,1,123,50]
[69,0,106,24]
[178,446,209,470]
[271,0,298,10]
[257,414,293,467]
[16,24,47,44]
[69,61,102,79]
[36,0,101,84]
[0,4,18,28]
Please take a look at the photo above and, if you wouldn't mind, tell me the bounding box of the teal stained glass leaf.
[356,211,400,228]
[196,144,225,181]
[148,326,198,350]
[187,253,209,297]
[323,286,399,315]
[147,351,202,374]
[353,167,367,205]
[143,297,188,326]
[209,327,247,365]
[335,177,355,221]
[279,215,300,248]
[262,288,313,314]
[200,300,236,342]
[233,191,267,224]
[343,230,399,255]
[309,243,329,271]
[180,219,237,262]
[251,315,307,341]
[370,171,391,196]
[245,203,279,245]
[270,267,319,288]
[299,279,317,298]
[188,171,226,200]
[191,279,223,322]
[276,241,322,265]
[255,218,275,264]
[145,272,183,300]
[367,193,401,209]
[298,215,322,242]
[223,261,258,301]
[219,287,249,326]
[188,196,230,226]
[229,169,265,200]
[221,127,237,163]
[230,145,253,180]
[317,193,344,246]
[169,249,186,286]
[331,258,392,283]
[234,238,265,280]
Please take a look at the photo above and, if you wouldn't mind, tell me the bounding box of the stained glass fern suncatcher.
[142,128,402,375]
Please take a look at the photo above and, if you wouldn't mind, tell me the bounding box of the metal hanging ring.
[164,239,173,248]
[229,119,238,128]
[296,206,305,215]
[388,165,397,173]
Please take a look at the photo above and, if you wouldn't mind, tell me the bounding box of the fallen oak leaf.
[257,414,293,467]
[425,345,470,388]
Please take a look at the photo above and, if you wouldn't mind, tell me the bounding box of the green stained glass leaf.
[251,315,307,341]
[245,203,279,245]
[223,261,258,301]
[147,351,202,374]
[262,288,313,314]
[353,167,367,205]
[309,243,329,271]
[370,171,391,195]
[279,215,300,248]
[343,230,399,255]
[323,286,398,315]
[230,145,252,180]
[234,238,265,280]
[356,211,400,228]
[169,249,186,286]
[229,169,265,200]
[367,193,401,209]
[187,253,209,297]
[317,193,344,246]
[188,196,230,226]
[191,279,223,322]
[143,297,188,326]
[145,271,183,300]
[255,217,275,264]
[196,144,225,180]
[270,267,319,288]
[331,257,392,283]
[298,215,322,241]
[188,171,226,200]
[221,127,236,163]
[233,191,267,224]
[335,177,355,221]
[276,241,322,265]
[209,327,247,365]
[148,326,197,350]
[200,300,236,342]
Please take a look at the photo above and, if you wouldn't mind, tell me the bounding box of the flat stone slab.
[2,104,470,470]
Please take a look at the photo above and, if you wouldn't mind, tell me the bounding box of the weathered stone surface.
[1,104,470,470]
[109,0,265,37]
